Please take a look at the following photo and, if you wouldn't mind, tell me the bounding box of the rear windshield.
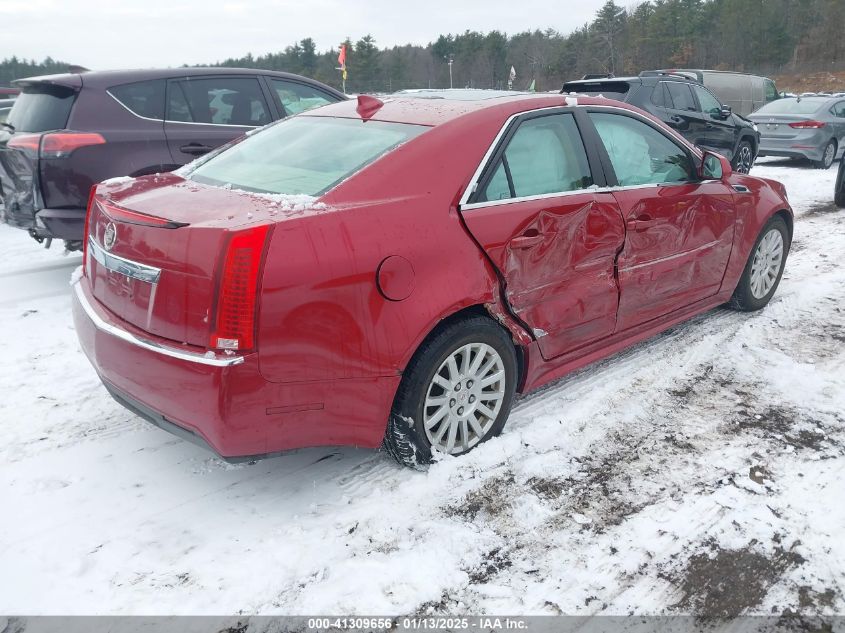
[755,98,825,115]
[562,81,630,101]
[7,84,76,133]
[188,116,429,196]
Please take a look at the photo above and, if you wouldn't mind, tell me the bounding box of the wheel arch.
[773,208,793,242]
[398,303,529,393]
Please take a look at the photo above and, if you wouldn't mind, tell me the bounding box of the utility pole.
[446,55,454,89]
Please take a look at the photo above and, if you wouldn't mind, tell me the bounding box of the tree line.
[3,0,844,92]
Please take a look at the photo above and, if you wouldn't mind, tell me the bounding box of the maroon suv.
[0,68,346,250]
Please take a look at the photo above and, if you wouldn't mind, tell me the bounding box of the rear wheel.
[835,159,845,208]
[383,316,518,468]
[732,140,754,174]
[729,215,790,312]
[814,140,836,169]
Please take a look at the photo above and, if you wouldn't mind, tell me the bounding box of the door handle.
[626,217,660,231]
[179,143,213,156]
[510,232,545,249]
[705,123,714,129]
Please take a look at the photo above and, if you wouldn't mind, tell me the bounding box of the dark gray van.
[655,70,780,117]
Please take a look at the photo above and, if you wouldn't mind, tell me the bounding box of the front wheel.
[728,215,790,312]
[732,140,755,174]
[814,140,836,169]
[835,159,845,207]
[383,316,518,468]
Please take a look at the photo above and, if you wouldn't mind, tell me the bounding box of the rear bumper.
[757,135,829,161]
[37,207,86,241]
[72,278,395,459]
[0,203,85,240]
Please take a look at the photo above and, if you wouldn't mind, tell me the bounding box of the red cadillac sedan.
[72,91,792,468]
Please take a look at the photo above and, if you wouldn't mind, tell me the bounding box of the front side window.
[666,82,696,112]
[765,80,779,101]
[166,77,270,126]
[693,85,722,116]
[590,112,695,186]
[110,80,165,120]
[188,116,427,196]
[270,79,337,116]
[478,112,593,202]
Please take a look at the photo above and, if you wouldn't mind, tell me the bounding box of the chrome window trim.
[458,103,704,211]
[106,90,260,128]
[164,119,258,129]
[88,237,162,284]
[457,105,573,208]
[73,281,244,368]
[106,90,164,123]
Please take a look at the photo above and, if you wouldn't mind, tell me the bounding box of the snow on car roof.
[303,92,600,127]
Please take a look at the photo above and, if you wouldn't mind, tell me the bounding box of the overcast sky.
[2,0,610,69]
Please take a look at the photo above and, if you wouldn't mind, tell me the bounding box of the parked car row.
[0,67,346,250]
[71,89,793,466]
[562,71,761,174]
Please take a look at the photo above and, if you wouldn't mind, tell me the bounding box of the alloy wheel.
[736,145,754,174]
[823,142,836,169]
[423,343,506,455]
[749,228,785,299]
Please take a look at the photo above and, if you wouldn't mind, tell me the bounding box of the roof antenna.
[356,95,384,120]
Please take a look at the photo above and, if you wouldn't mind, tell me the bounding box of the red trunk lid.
[85,173,278,347]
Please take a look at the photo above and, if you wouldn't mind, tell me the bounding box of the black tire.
[814,140,836,169]
[728,215,790,312]
[382,315,518,468]
[835,159,845,208]
[732,140,755,174]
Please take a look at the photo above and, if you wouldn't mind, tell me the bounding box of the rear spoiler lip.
[12,73,83,91]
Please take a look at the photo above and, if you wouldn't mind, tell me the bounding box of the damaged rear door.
[0,77,80,232]
[460,109,625,360]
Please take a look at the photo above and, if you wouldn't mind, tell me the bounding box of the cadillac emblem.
[103,222,117,251]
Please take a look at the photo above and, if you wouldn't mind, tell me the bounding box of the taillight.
[81,186,98,277]
[788,120,825,129]
[210,225,272,352]
[7,131,105,158]
[41,132,106,158]
[98,199,187,228]
[7,133,42,153]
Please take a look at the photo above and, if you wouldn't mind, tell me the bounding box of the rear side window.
[651,83,667,107]
[188,116,428,196]
[665,82,696,111]
[109,80,165,120]
[270,79,337,115]
[7,85,75,133]
[562,81,630,101]
[478,113,593,202]
[590,112,694,186]
[167,77,270,127]
[831,102,845,118]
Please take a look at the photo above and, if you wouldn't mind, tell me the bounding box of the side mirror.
[720,104,732,118]
[701,151,732,180]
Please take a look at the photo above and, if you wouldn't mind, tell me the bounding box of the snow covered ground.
[0,158,843,617]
